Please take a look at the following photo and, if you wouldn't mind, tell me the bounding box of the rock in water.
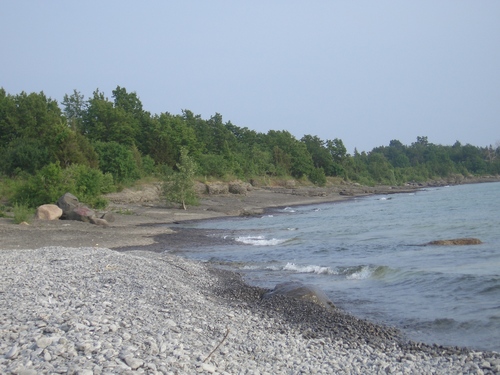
[263,281,335,309]
[427,238,482,246]
[35,204,63,220]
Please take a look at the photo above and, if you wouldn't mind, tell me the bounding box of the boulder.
[67,205,96,222]
[427,238,483,246]
[263,281,334,309]
[56,192,106,226]
[228,181,248,195]
[57,192,80,218]
[35,204,63,220]
[206,182,229,195]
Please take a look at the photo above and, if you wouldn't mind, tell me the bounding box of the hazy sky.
[2,1,499,153]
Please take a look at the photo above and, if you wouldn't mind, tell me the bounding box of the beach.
[1,183,499,374]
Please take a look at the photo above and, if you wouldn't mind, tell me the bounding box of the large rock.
[56,192,108,226]
[35,204,63,220]
[67,205,96,222]
[263,281,335,309]
[57,192,80,218]
[206,182,229,195]
[228,181,248,195]
[427,238,483,246]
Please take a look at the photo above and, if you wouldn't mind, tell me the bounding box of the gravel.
[1,247,498,374]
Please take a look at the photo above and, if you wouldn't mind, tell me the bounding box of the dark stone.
[263,281,335,309]
[426,238,482,246]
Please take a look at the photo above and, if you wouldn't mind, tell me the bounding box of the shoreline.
[1,182,500,373]
[1,247,498,374]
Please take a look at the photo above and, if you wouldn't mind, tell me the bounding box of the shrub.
[163,148,198,209]
[93,141,141,183]
[12,163,114,208]
[12,202,33,224]
[308,167,327,186]
[0,138,52,176]
[13,162,66,207]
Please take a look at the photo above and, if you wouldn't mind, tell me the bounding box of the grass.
[12,202,33,224]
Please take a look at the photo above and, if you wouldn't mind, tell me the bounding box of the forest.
[1,86,499,210]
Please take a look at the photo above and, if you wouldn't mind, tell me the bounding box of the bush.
[0,138,52,176]
[12,163,115,208]
[163,148,198,209]
[308,167,327,186]
[93,141,141,183]
[12,202,33,224]
[13,162,66,207]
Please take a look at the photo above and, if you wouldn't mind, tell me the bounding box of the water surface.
[170,182,500,352]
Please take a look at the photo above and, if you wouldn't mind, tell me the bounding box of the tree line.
[1,86,499,208]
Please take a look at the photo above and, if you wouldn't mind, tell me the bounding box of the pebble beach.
[1,246,499,374]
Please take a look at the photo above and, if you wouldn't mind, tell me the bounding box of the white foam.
[283,262,336,275]
[346,266,373,280]
[235,236,286,246]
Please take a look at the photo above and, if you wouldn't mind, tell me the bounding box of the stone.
[57,192,80,217]
[228,181,248,195]
[5,344,19,359]
[200,363,216,373]
[36,336,53,349]
[100,212,115,223]
[89,217,109,227]
[263,281,335,309]
[57,193,103,224]
[35,204,63,220]
[124,356,144,370]
[68,206,96,223]
[426,238,482,246]
[206,182,229,195]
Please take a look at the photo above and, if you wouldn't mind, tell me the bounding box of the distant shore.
[1,177,499,251]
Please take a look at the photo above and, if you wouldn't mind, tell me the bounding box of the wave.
[282,262,337,275]
[234,235,287,246]
[340,265,393,280]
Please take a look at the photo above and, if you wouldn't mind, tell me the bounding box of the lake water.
[170,182,500,352]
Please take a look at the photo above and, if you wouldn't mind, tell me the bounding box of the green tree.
[93,141,140,183]
[163,148,198,210]
[82,89,139,146]
[62,89,85,131]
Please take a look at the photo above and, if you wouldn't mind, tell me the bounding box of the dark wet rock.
[426,238,482,246]
[263,281,335,309]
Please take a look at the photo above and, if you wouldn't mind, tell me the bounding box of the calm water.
[170,182,500,352]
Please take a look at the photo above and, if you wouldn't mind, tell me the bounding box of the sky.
[1,1,499,153]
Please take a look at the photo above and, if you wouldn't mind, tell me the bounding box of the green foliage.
[163,148,198,209]
[309,167,327,186]
[197,154,231,178]
[1,86,499,197]
[0,138,53,176]
[93,141,141,183]
[11,162,113,208]
[13,162,66,207]
[63,164,114,205]
[12,202,33,224]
